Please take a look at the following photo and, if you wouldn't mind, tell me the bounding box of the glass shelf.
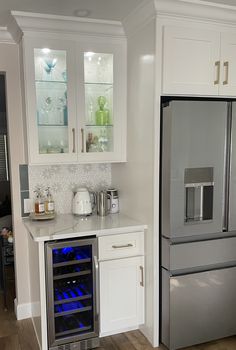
[84,82,113,86]
[85,124,113,128]
[36,80,67,84]
[38,124,68,127]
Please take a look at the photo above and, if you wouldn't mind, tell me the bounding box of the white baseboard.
[14,298,32,320]
[139,324,154,345]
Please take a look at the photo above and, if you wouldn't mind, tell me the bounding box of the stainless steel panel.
[161,269,170,348]
[162,236,236,271]
[229,102,236,231]
[162,100,227,238]
[162,267,236,350]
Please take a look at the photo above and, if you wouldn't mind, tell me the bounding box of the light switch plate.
[24,198,32,213]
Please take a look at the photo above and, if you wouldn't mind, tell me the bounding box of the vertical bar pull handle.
[72,128,75,153]
[140,265,144,287]
[223,61,229,85]
[81,128,85,153]
[93,255,99,315]
[214,61,220,85]
[3,135,9,181]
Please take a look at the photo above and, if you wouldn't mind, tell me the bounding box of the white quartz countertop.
[24,213,147,242]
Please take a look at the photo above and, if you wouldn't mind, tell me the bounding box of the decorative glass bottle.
[96,96,110,125]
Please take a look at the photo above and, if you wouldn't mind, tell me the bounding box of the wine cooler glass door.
[45,237,99,349]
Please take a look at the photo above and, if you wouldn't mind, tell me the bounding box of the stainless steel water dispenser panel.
[184,167,214,223]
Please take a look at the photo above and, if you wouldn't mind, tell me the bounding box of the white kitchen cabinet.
[13,12,127,164]
[98,232,145,336]
[162,25,236,96]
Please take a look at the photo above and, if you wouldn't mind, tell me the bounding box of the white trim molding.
[10,11,126,41]
[14,298,32,320]
[0,27,14,44]
[123,0,156,38]
[154,0,236,25]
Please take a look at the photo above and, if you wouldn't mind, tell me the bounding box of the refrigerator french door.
[45,237,99,350]
[161,98,236,350]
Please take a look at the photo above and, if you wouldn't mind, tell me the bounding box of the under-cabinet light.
[42,48,51,54]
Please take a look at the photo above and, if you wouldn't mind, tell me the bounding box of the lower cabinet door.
[99,256,144,335]
[162,267,236,350]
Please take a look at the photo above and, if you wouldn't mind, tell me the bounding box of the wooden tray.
[29,212,56,221]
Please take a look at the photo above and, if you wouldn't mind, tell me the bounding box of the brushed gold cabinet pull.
[223,61,229,85]
[214,61,220,85]
[140,266,144,287]
[81,128,84,153]
[72,128,75,153]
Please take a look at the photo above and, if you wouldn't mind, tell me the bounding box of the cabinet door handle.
[81,128,84,153]
[93,255,99,315]
[140,265,144,287]
[112,243,133,249]
[223,61,229,85]
[214,61,220,85]
[72,128,75,153]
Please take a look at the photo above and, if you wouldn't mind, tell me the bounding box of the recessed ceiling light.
[74,9,90,17]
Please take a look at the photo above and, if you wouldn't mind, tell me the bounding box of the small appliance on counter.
[107,188,119,214]
[97,190,111,217]
[72,188,95,216]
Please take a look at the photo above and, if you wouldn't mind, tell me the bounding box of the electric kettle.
[72,188,93,216]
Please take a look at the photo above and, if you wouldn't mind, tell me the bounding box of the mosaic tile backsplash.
[28,164,111,214]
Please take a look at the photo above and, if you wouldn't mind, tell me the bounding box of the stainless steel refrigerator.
[161,98,236,350]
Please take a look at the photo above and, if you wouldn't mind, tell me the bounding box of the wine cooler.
[45,237,99,350]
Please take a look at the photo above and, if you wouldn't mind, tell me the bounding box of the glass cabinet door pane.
[84,53,114,153]
[34,49,69,154]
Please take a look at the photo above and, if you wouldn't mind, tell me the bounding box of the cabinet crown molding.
[0,26,14,44]
[155,0,236,24]
[9,11,126,42]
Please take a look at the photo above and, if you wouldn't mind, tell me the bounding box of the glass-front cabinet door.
[23,38,126,164]
[23,38,77,164]
[78,43,126,163]
[34,49,69,154]
[84,52,114,154]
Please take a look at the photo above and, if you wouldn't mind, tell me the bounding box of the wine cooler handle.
[93,255,99,315]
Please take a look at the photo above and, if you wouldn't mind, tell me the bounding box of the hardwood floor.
[0,281,236,350]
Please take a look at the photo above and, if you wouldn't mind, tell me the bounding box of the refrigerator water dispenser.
[184,167,214,223]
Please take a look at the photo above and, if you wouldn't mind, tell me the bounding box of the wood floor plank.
[125,330,161,350]
[17,318,39,350]
[110,333,138,350]
[99,335,120,350]
[0,334,21,350]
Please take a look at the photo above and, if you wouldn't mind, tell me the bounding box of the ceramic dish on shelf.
[29,212,56,221]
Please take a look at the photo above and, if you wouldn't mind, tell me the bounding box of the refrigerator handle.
[93,255,100,315]
[223,102,232,231]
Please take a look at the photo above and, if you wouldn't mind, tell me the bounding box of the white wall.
[112,18,158,345]
[0,41,31,318]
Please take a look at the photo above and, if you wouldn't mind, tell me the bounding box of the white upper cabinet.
[162,26,220,95]
[162,25,236,96]
[12,12,127,164]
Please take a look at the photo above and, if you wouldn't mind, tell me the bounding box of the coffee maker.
[107,188,119,214]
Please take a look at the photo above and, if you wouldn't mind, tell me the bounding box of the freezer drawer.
[162,236,236,271]
[162,267,236,350]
